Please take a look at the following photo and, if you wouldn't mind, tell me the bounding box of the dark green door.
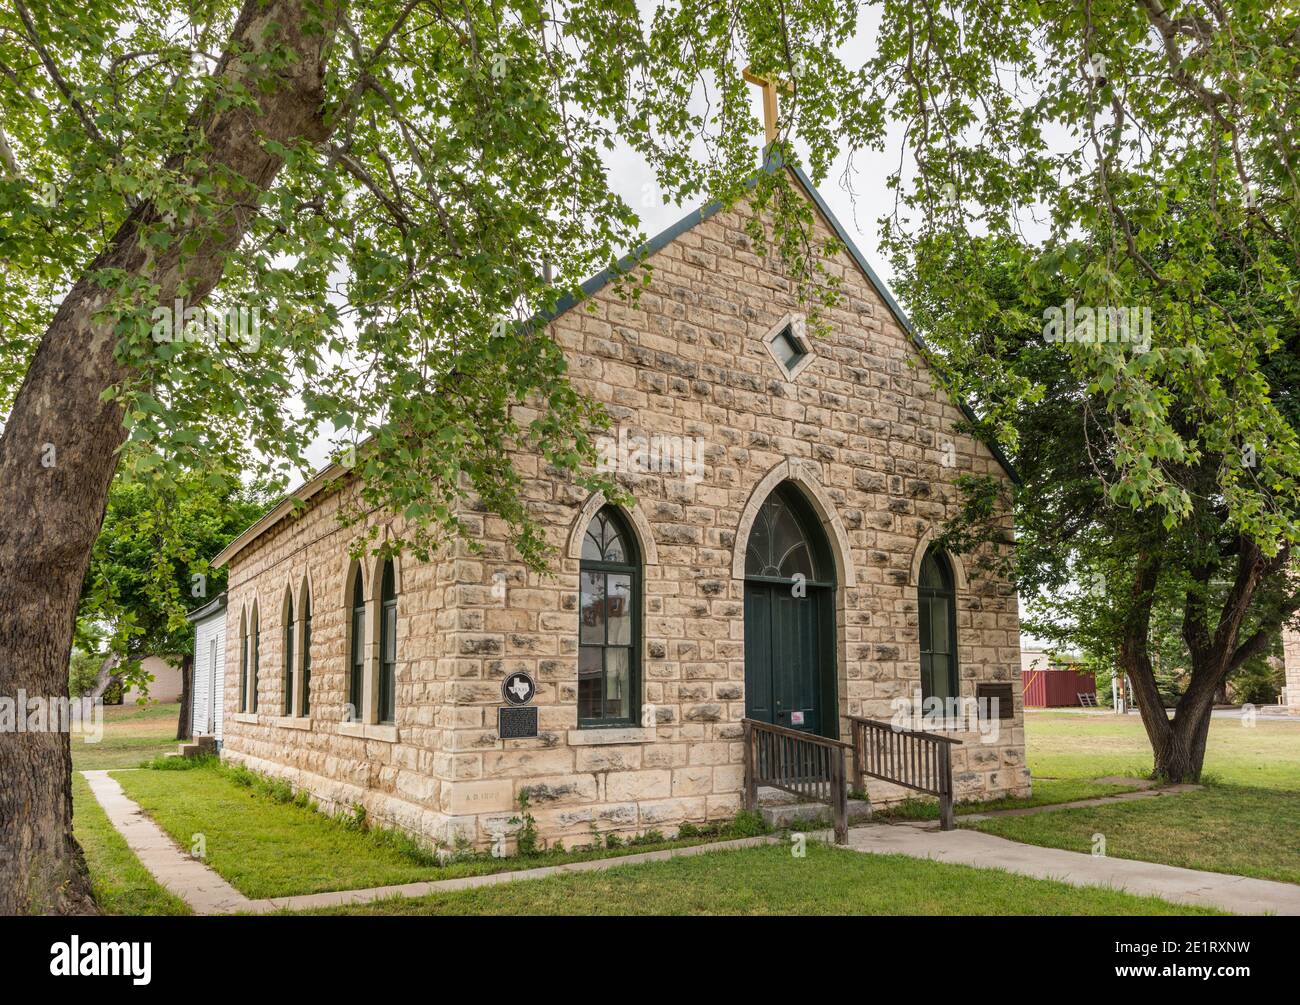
[742,483,838,738]
[745,582,823,734]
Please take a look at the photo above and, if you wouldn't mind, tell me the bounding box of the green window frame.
[578,508,640,729]
[919,547,959,702]
[379,560,397,725]
[302,591,312,717]
[283,593,295,716]
[349,573,365,721]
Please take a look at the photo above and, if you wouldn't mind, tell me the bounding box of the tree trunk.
[1154,538,1283,782]
[0,0,338,915]
[86,653,123,701]
[1151,703,1214,782]
[176,653,194,741]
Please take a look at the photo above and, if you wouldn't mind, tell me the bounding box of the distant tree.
[898,226,1300,783]
[75,471,275,735]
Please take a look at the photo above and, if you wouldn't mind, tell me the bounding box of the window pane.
[303,614,311,716]
[605,648,630,720]
[746,492,818,580]
[606,574,632,645]
[580,571,605,645]
[383,603,397,658]
[929,654,953,700]
[919,594,932,652]
[778,543,813,580]
[600,515,627,563]
[350,607,365,718]
[772,327,803,368]
[920,549,951,589]
[930,595,950,655]
[578,648,603,719]
[581,526,603,562]
[582,511,630,564]
[744,514,771,577]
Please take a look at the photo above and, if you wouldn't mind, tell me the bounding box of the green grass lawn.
[111,760,766,899]
[299,841,1221,916]
[972,712,1300,884]
[71,772,190,915]
[72,701,181,771]
[1020,710,1300,789]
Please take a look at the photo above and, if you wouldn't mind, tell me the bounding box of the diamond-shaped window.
[763,315,814,379]
[771,326,805,369]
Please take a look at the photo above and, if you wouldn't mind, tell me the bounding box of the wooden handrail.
[742,718,849,844]
[848,715,964,745]
[848,715,962,831]
[744,717,852,748]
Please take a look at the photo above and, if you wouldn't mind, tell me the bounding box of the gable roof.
[548,156,1018,483]
[214,159,1016,569]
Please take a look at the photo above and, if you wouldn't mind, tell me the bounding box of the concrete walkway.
[841,822,1300,915]
[81,770,254,915]
[958,782,1200,822]
[245,835,781,914]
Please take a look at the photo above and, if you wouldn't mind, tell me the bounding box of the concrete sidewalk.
[82,770,253,915]
[842,823,1300,916]
[245,835,780,914]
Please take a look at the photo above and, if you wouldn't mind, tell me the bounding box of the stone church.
[211,160,1030,851]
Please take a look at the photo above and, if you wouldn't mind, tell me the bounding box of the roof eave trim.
[211,463,345,569]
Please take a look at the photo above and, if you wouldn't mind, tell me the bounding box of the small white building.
[187,592,227,741]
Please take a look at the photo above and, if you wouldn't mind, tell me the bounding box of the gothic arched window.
[379,559,397,725]
[919,547,959,701]
[579,508,640,727]
[744,487,828,583]
[348,570,365,721]
[282,591,295,716]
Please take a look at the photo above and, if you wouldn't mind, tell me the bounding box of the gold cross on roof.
[743,67,794,147]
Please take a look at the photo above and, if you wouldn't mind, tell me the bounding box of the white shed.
[187,592,227,742]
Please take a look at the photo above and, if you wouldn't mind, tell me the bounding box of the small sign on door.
[790,711,805,726]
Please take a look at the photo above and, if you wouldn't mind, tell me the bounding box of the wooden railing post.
[938,741,955,831]
[832,747,848,844]
[742,719,756,812]
[851,718,863,794]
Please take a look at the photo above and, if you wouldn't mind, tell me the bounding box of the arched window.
[302,590,312,717]
[348,571,365,721]
[250,605,260,713]
[283,592,295,716]
[579,508,640,728]
[919,547,959,701]
[744,487,830,583]
[238,610,249,712]
[379,559,397,725]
